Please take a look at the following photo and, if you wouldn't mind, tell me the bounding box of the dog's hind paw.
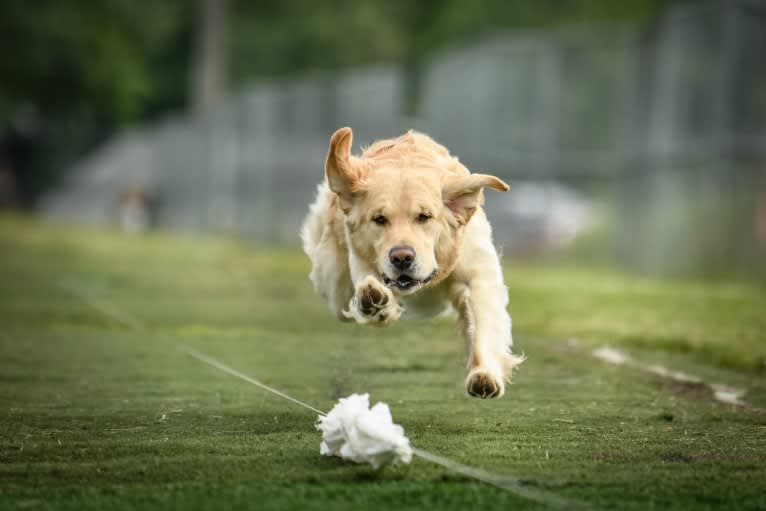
[343,276,403,326]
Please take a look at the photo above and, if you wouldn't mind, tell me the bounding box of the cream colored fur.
[301,127,524,398]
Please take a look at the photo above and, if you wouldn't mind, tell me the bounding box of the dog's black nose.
[389,245,415,270]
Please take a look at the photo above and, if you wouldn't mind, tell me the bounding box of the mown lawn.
[1,216,764,511]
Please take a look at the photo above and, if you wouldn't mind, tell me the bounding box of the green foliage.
[0,0,191,124]
[229,0,671,81]
[0,1,192,204]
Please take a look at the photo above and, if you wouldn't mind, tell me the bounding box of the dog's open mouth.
[382,271,436,290]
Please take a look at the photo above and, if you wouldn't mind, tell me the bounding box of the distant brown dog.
[301,128,523,398]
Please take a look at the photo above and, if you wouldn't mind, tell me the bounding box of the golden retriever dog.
[301,127,523,398]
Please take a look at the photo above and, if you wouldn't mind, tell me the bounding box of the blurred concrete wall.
[41,1,766,274]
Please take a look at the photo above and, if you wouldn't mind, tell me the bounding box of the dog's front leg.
[451,249,523,398]
[343,257,403,326]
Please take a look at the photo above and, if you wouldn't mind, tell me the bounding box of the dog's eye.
[373,215,387,226]
[416,213,431,224]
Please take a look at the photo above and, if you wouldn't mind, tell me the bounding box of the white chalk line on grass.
[59,278,592,511]
[59,280,144,331]
[593,347,748,406]
[185,348,327,416]
[411,448,582,511]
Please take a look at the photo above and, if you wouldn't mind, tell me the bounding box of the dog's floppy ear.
[443,173,509,225]
[326,127,363,213]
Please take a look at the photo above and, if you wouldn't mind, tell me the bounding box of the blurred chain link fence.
[42,1,766,275]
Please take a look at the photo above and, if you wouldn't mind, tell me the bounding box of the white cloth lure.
[316,393,412,469]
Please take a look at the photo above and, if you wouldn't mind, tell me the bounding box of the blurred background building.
[2,0,765,276]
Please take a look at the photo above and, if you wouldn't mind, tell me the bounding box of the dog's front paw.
[343,276,403,326]
[465,368,504,399]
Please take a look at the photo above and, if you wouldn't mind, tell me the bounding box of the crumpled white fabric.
[316,393,412,469]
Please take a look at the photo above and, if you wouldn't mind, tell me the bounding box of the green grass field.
[1,216,765,510]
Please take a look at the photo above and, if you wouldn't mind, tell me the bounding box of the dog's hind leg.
[301,187,355,321]
[307,238,355,322]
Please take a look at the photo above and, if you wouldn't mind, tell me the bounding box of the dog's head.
[325,127,508,296]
